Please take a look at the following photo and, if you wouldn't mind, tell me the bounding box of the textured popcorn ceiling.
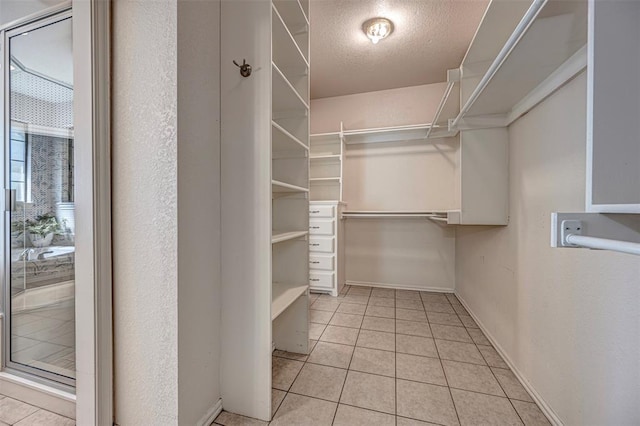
[310,0,489,99]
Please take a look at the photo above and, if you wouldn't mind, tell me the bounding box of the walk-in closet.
[216,0,640,425]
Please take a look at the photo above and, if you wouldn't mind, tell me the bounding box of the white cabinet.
[309,201,344,296]
[220,0,310,421]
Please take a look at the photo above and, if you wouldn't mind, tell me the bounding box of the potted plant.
[23,214,61,247]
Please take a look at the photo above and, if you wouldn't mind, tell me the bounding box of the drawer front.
[309,236,334,253]
[309,254,334,271]
[309,205,335,218]
[310,271,334,289]
[309,219,334,236]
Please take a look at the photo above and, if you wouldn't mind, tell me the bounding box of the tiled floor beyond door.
[214,286,551,426]
[0,395,75,425]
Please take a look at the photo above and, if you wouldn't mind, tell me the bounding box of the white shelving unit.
[221,0,310,421]
[310,128,344,202]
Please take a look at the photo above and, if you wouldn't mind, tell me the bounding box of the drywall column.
[455,73,640,424]
[112,0,221,424]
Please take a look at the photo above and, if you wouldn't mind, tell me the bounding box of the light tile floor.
[214,286,551,426]
[0,395,75,426]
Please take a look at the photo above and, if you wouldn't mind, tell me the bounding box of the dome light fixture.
[362,17,394,44]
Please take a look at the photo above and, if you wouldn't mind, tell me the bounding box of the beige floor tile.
[431,324,473,343]
[442,360,505,396]
[467,329,491,346]
[333,404,395,426]
[350,347,395,377]
[491,368,533,402]
[427,312,463,327]
[329,313,363,329]
[356,329,395,351]
[368,297,396,307]
[320,325,359,346]
[420,292,450,303]
[397,417,442,426]
[309,339,318,352]
[290,363,347,402]
[361,316,395,333]
[337,303,367,315]
[511,400,551,426]
[478,345,508,368]
[0,397,39,424]
[423,302,456,314]
[272,349,308,362]
[436,340,486,365]
[309,323,327,340]
[14,410,75,426]
[310,309,334,324]
[308,341,354,369]
[371,288,395,298]
[451,389,523,426]
[270,393,337,426]
[396,308,428,322]
[340,371,396,414]
[396,290,421,300]
[458,315,480,329]
[396,334,438,358]
[446,294,460,304]
[396,353,447,386]
[214,411,267,426]
[271,389,287,417]
[348,286,372,296]
[396,379,459,425]
[365,305,395,318]
[311,300,340,312]
[452,304,469,316]
[396,298,424,311]
[272,357,304,391]
[342,295,370,305]
[396,320,432,337]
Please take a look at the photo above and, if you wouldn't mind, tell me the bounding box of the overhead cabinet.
[220,0,310,421]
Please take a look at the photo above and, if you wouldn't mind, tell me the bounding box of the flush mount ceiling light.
[362,17,394,44]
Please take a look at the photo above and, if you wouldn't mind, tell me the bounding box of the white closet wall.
[311,82,459,291]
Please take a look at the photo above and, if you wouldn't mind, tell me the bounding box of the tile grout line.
[438,294,463,426]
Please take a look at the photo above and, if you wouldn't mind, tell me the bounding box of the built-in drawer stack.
[309,201,344,296]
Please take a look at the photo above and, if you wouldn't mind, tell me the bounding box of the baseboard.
[346,280,454,293]
[0,372,76,419]
[454,293,564,426]
[197,398,223,426]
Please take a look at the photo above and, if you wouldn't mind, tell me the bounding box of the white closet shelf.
[272,283,307,320]
[273,0,308,34]
[453,0,587,128]
[272,4,309,69]
[310,154,341,160]
[272,62,309,114]
[272,180,309,194]
[310,177,341,182]
[272,230,309,244]
[342,124,456,145]
[272,121,308,153]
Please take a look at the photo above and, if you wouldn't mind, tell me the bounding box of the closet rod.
[565,235,640,256]
[451,0,548,128]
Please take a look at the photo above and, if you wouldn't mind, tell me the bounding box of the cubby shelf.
[271,230,309,244]
[272,121,308,153]
[272,62,309,115]
[310,177,341,182]
[272,283,307,320]
[310,154,341,160]
[272,179,309,194]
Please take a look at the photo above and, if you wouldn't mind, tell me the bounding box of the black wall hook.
[233,59,252,77]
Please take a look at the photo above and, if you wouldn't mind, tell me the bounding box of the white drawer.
[309,236,334,253]
[309,205,335,218]
[310,271,334,289]
[310,254,334,271]
[309,219,334,236]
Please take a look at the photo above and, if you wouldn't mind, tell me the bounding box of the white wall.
[112,0,221,423]
[456,72,640,425]
[311,83,459,291]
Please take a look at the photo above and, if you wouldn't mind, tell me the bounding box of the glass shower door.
[4,14,75,384]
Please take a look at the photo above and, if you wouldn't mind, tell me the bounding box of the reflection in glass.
[8,17,75,381]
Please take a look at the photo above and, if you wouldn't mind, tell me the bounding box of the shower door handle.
[4,189,16,212]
